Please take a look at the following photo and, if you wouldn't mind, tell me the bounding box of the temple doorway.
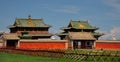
[73,40,94,49]
[6,40,18,49]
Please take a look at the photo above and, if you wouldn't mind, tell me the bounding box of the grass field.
[0,49,120,62]
[0,52,67,62]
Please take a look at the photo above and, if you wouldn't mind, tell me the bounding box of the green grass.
[0,52,67,62]
[0,49,120,62]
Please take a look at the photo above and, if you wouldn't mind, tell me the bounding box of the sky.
[0,0,120,40]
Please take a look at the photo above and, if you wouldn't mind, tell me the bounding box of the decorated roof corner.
[60,27,72,30]
[93,32,104,36]
[7,25,15,28]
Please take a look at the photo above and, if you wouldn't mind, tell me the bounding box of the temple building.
[3,16,54,49]
[58,20,103,49]
[8,15,52,39]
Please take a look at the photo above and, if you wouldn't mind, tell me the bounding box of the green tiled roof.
[70,21,98,29]
[8,17,51,28]
[57,32,68,36]
[93,32,104,36]
[61,21,98,30]
[60,27,72,30]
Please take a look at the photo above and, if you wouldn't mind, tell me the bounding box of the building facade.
[58,20,103,49]
[8,16,52,39]
[2,16,64,49]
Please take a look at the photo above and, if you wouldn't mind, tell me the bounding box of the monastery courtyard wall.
[0,39,120,50]
[19,39,68,50]
[19,40,120,50]
[96,40,120,50]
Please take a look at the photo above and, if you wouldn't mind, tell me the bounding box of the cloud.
[53,6,80,14]
[110,27,120,34]
[99,27,120,40]
[49,29,62,40]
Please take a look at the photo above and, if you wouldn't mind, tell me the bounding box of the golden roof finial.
[79,24,84,32]
[27,15,35,27]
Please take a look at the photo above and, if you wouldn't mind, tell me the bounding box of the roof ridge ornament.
[27,15,36,27]
[28,15,31,19]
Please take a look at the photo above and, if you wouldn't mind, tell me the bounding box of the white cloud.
[110,27,120,34]
[99,27,120,40]
[53,6,80,14]
[49,29,62,40]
